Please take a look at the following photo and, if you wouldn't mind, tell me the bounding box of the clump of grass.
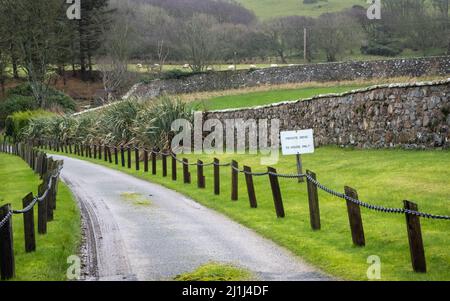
[120,192,152,207]
[174,263,254,281]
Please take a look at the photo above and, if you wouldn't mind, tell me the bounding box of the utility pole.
[303,27,307,62]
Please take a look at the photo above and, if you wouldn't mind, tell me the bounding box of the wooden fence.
[34,140,450,274]
[0,141,63,280]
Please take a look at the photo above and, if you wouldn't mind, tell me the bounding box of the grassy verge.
[184,76,446,111]
[174,263,254,281]
[0,153,81,281]
[191,85,363,111]
[46,147,450,281]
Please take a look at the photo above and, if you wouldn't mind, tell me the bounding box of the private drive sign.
[280,129,315,155]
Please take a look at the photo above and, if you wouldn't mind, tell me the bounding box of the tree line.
[118,0,450,71]
[0,0,449,102]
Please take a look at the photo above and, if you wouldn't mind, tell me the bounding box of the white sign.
[280,129,315,155]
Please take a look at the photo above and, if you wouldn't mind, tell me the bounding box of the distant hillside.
[234,0,366,19]
[133,0,256,24]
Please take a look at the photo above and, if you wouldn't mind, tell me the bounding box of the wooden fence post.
[104,145,108,162]
[22,193,36,253]
[0,204,15,280]
[42,155,48,176]
[231,160,238,201]
[144,149,149,172]
[107,147,112,163]
[244,166,257,208]
[172,153,177,181]
[197,160,205,189]
[162,152,168,177]
[404,200,427,273]
[94,145,97,159]
[344,186,365,247]
[80,144,84,157]
[127,147,131,169]
[114,147,118,165]
[98,145,102,160]
[69,144,72,154]
[37,181,48,235]
[214,158,220,195]
[135,147,140,171]
[183,159,191,184]
[121,146,125,167]
[268,167,285,218]
[152,149,157,175]
[306,170,321,230]
[48,173,59,221]
[46,177,55,222]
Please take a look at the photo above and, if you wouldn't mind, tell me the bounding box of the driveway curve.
[52,155,330,281]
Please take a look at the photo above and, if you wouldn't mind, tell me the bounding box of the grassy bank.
[183,76,446,111]
[0,153,81,281]
[192,84,364,110]
[47,146,450,281]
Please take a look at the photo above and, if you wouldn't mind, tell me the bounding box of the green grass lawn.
[0,153,81,281]
[192,85,364,110]
[235,0,365,19]
[47,147,450,281]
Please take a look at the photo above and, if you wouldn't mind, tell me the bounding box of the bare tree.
[97,0,136,102]
[0,0,69,107]
[97,58,129,103]
[0,4,9,96]
[313,12,364,62]
[133,5,175,73]
[179,14,219,72]
[0,50,8,97]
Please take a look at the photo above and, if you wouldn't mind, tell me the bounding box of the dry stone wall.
[130,56,450,98]
[204,79,450,149]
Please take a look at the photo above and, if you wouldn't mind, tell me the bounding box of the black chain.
[0,211,12,229]
[48,143,450,221]
[304,174,450,220]
[0,166,62,229]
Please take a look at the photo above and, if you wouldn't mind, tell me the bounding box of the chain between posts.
[36,141,450,221]
[0,166,62,229]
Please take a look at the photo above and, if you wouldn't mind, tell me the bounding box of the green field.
[0,153,81,281]
[47,147,450,281]
[192,84,364,110]
[236,0,365,19]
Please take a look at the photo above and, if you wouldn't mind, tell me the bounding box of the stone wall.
[204,79,450,149]
[130,56,450,99]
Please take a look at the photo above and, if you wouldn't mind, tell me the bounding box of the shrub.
[46,92,76,112]
[6,83,76,112]
[5,110,55,140]
[0,95,37,128]
[361,39,403,57]
[139,69,204,83]
[134,96,194,149]
[160,69,197,80]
